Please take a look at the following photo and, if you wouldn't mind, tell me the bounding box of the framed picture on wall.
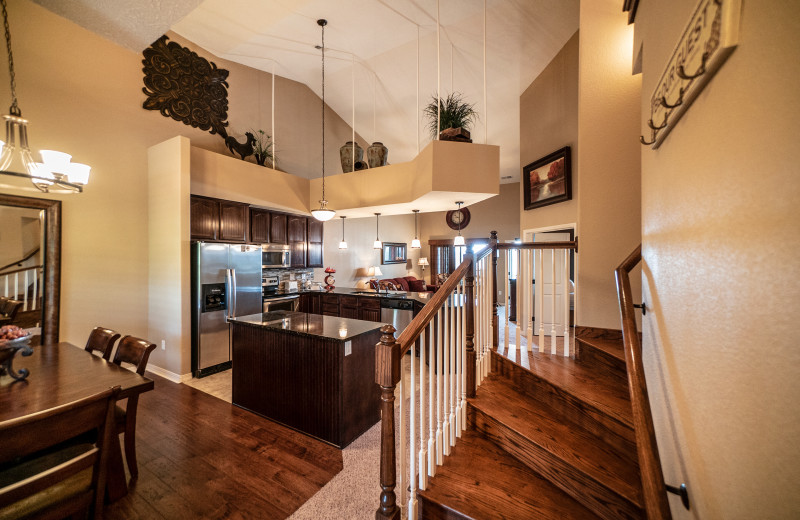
[381,242,407,265]
[523,146,572,210]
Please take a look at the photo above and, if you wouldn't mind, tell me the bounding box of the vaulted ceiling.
[33,0,578,183]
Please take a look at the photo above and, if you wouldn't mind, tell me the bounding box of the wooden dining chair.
[84,326,121,360]
[0,386,120,520]
[110,335,156,480]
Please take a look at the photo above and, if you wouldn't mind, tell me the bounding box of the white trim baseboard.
[145,363,193,384]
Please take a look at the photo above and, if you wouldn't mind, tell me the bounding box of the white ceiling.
[34,0,578,183]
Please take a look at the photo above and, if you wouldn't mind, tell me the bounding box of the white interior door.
[532,232,571,336]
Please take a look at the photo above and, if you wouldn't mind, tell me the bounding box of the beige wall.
[0,0,361,355]
[313,214,421,289]
[422,183,520,242]
[0,207,41,266]
[636,0,800,517]
[576,2,642,328]
[520,31,579,234]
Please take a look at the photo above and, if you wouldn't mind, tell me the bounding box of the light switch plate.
[345,341,352,356]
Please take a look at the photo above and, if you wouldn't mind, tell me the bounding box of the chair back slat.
[84,327,121,361]
[112,336,156,376]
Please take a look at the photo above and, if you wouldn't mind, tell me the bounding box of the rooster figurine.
[225,132,256,160]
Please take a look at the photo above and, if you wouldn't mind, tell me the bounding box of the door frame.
[522,223,577,328]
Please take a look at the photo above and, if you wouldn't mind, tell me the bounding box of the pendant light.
[338,216,348,249]
[373,213,382,249]
[453,201,466,246]
[411,209,421,248]
[311,19,335,222]
[0,0,90,193]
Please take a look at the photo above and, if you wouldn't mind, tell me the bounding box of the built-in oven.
[262,244,291,269]
[263,294,300,313]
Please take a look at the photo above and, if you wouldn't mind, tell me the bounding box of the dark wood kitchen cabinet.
[218,201,248,242]
[339,295,359,319]
[299,293,321,314]
[288,215,307,268]
[270,213,288,244]
[191,196,247,242]
[250,208,270,243]
[321,293,340,317]
[190,196,219,240]
[358,298,382,322]
[307,219,324,268]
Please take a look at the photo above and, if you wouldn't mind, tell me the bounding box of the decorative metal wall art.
[142,36,230,138]
[641,0,741,148]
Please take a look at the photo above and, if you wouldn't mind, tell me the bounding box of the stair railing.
[615,245,671,519]
[1,265,43,312]
[375,245,493,520]
[491,231,578,356]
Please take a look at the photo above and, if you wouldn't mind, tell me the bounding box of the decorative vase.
[340,141,363,173]
[367,142,388,168]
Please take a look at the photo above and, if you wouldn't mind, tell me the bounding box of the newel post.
[375,325,401,520]
[465,257,476,398]
[490,230,499,349]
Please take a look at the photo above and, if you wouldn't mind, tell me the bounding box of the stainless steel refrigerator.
[191,242,262,377]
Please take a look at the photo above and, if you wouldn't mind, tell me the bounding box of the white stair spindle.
[436,306,443,465]
[398,366,407,507]
[460,281,467,430]
[419,329,428,489]
[551,249,558,355]
[449,294,456,445]
[4,274,8,297]
[515,249,522,352]
[13,273,18,304]
[526,250,533,349]
[32,269,38,311]
[504,251,510,351]
[564,249,570,357]
[538,249,546,352]
[455,283,462,437]
[442,298,451,456]
[23,270,29,311]
[484,257,490,378]
[409,337,417,517]
[428,322,436,476]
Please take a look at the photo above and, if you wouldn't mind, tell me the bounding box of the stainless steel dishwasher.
[380,298,414,333]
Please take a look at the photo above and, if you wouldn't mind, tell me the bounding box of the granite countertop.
[277,287,433,304]
[229,311,385,341]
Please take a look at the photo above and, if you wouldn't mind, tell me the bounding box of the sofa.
[370,276,438,293]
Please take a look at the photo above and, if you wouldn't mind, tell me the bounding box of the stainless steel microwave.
[262,244,291,268]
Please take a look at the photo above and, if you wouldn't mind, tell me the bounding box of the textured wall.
[636,0,800,517]
[576,1,642,329]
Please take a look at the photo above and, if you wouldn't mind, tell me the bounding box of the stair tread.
[499,350,634,428]
[472,375,643,507]
[419,429,602,520]
[577,335,626,363]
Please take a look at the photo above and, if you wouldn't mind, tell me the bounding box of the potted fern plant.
[250,129,273,167]
[423,92,478,143]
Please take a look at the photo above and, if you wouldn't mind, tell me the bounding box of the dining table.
[0,341,155,502]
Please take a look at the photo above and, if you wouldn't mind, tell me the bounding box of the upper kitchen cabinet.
[287,215,307,268]
[190,196,248,242]
[250,208,270,243]
[307,219,323,268]
[218,201,248,242]
[270,213,288,245]
[190,196,219,240]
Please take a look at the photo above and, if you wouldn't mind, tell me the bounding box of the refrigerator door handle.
[230,268,237,317]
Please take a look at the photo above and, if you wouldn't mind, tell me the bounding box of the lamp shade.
[418,257,429,266]
[372,265,383,276]
[339,240,348,249]
[411,238,421,249]
[453,235,465,246]
[373,240,382,249]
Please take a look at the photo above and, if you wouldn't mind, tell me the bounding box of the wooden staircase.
[416,329,645,519]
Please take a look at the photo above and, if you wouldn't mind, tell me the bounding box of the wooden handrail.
[615,245,671,519]
[0,265,43,277]
[395,256,473,355]
[495,240,577,251]
[0,247,40,273]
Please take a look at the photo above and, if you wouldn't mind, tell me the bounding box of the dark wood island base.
[230,311,383,448]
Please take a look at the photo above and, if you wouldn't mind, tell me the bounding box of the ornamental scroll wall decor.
[142,35,230,138]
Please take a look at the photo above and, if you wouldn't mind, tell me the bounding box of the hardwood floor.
[105,373,343,519]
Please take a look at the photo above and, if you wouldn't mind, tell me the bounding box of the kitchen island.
[229,311,384,448]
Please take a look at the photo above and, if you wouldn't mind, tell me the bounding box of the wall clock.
[445,207,471,231]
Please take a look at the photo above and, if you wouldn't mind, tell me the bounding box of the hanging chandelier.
[373,213,382,249]
[0,0,89,193]
[311,18,335,222]
[453,201,466,246]
[411,209,421,248]
[338,215,348,249]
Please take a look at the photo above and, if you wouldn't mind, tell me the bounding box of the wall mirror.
[381,242,407,265]
[0,194,61,345]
